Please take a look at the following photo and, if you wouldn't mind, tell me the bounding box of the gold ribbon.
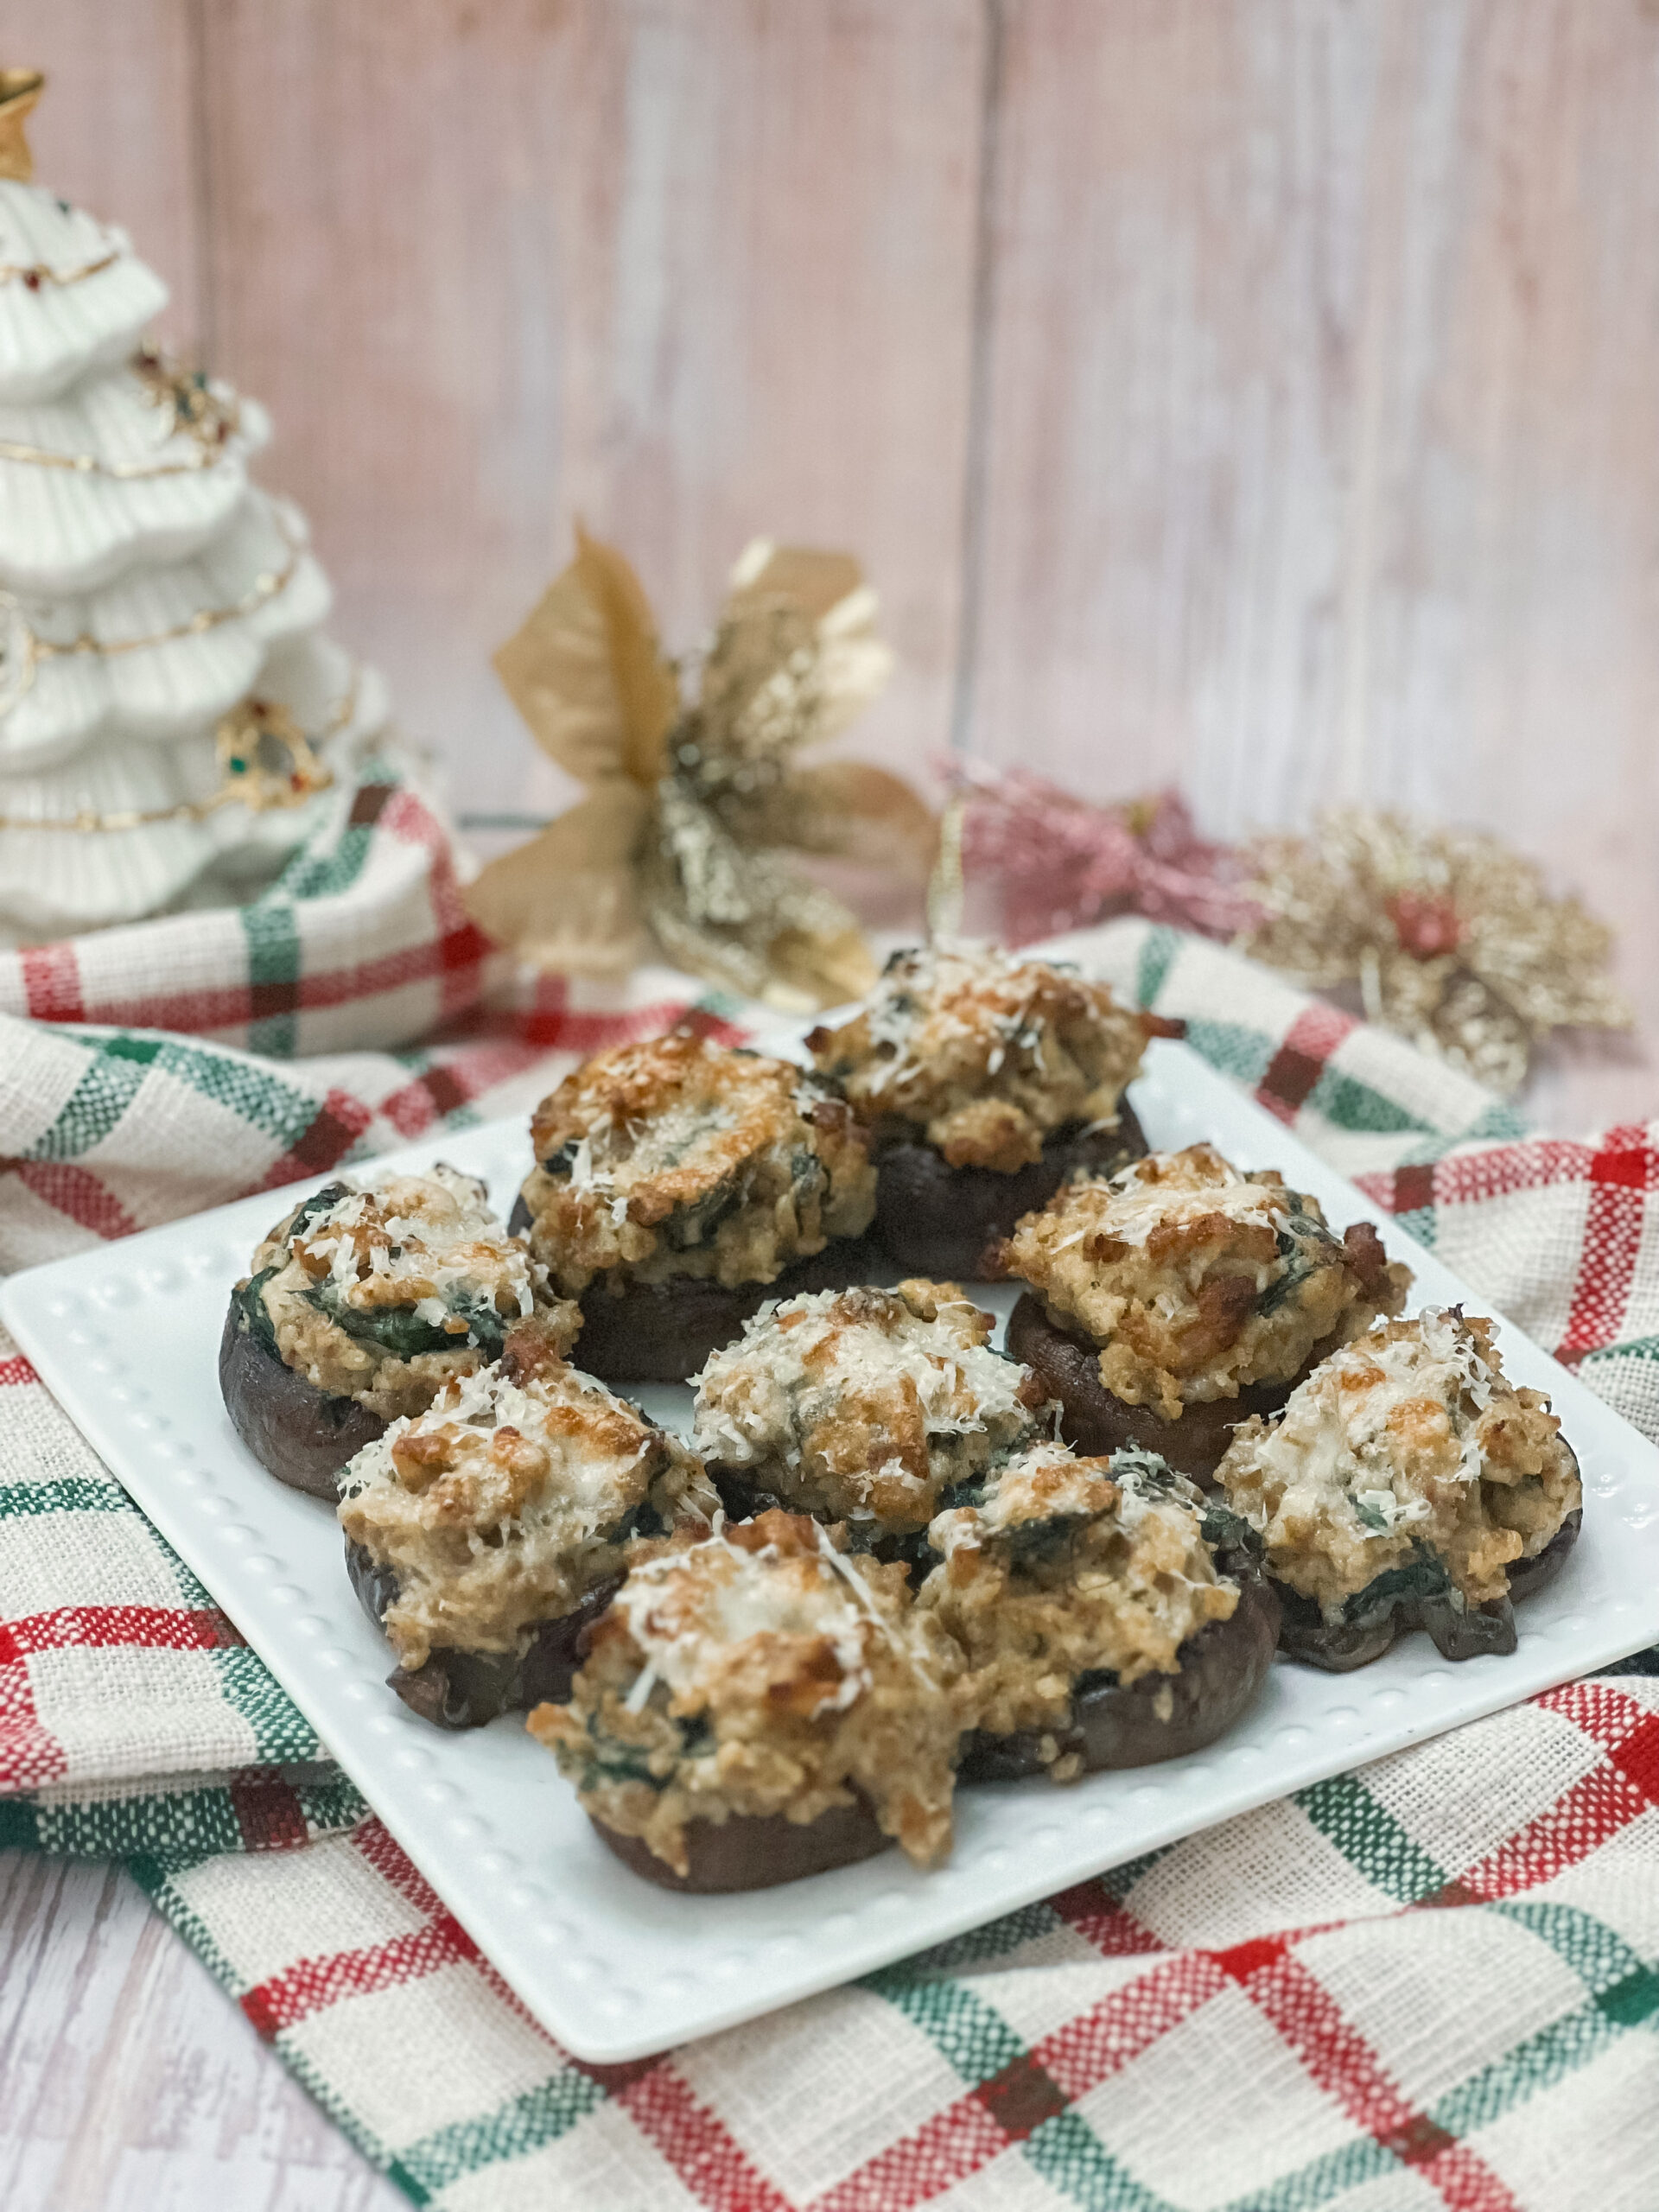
[463,529,937,1011]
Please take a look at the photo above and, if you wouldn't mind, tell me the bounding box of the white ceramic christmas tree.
[0,70,390,944]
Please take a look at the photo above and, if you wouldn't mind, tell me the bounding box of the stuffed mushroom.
[690,1277,1049,1559]
[1001,1143,1411,1482]
[337,1319,717,1726]
[510,1031,879,1382]
[806,944,1165,1278]
[1214,1307,1583,1669]
[220,1164,580,1498]
[918,1442,1278,1781]
[527,1509,963,1891]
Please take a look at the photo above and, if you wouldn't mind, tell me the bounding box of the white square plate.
[3,1035,1655,2063]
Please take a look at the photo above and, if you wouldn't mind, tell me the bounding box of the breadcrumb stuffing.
[338,1322,716,1669]
[241,1165,580,1419]
[918,1445,1237,1755]
[517,1032,874,1294]
[527,1510,963,1877]
[807,944,1153,1173]
[1001,1143,1411,1416]
[690,1278,1049,1532]
[1216,1308,1580,1618]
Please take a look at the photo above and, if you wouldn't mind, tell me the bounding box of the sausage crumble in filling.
[806,944,1157,1174]
[918,1445,1238,1773]
[1001,1143,1412,1417]
[237,1165,580,1419]
[690,1279,1050,1534]
[527,1510,963,1877]
[1215,1308,1581,1621]
[518,1032,875,1295]
[337,1323,716,1670]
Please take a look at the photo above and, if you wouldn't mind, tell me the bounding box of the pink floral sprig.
[946,760,1261,946]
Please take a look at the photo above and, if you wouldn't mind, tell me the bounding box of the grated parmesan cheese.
[690,1280,1047,1532]
[516,1031,874,1294]
[917,1440,1237,1750]
[1004,1143,1411,1418]
[807,943,1149,1173]
[1216,1308,1582,1618]
[338,1350,717,1670]
[243,1165,579,1421]
[527,1513,964,1877]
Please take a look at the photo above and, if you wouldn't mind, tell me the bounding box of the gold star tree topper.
[0,70,44,185]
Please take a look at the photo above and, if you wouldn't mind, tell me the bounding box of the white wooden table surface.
[0,1853,403,2212]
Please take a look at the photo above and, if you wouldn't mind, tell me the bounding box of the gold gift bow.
[462,529,938,1011]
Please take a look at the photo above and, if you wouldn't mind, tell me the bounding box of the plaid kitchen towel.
[0,753,502,1061]
[3,903,1659,2207]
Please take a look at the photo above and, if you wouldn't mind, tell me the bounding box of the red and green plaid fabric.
[0,757,499,1060]
[123,1681,1659,2209]
[3,852,1658,2205]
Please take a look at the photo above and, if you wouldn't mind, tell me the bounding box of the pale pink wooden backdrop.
[10,0,1658,1128]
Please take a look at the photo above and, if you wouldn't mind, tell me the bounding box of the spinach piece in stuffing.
[1339,1548,1455,1627]
[582,1710,714,1795]
[236,1182,353,1357]
[1255,1205,1342,1316]
[308,1284,512,1363]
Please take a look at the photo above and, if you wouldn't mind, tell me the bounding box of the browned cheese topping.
[241,1164,580,1419]
[517,1032,875,1295]
[527,1510,963,1877]
[1216,1309,1581,1618]
[338,1323,716,1669]
[1001,1143,1412,1416]
[918,1446,1237,1769]
[806,944,1154,1173]
[691,1279,1048,1533]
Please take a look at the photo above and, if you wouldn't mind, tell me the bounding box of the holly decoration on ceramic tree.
[213,699,332,812]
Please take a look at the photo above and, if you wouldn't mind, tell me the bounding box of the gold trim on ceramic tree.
[0,69,122,288]
[212,696,334,814]
[0,348,245,478]
[0,509,302,719]
[0,676,353,832]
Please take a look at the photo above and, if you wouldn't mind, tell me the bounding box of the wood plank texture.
[970,2,1659,827]
[969,0,1659,1121]
[0,1852,402,2212]
[191,0,985,819]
